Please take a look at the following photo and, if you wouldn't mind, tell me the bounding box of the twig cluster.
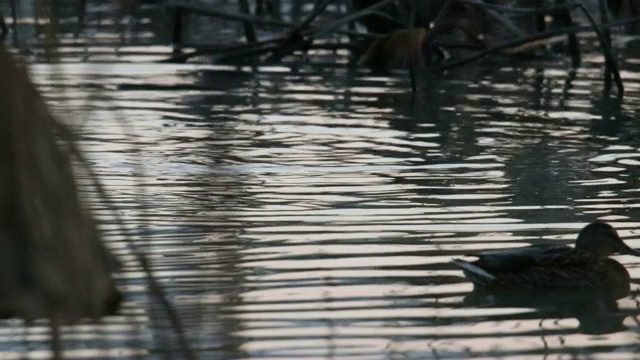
[165,0,640,102]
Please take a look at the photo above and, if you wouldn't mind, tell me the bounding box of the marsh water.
[5,3,640,358]
[19,53,640,359]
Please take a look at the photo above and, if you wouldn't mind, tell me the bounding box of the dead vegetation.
[0,45,120,358]
[162,0,639,102]
[1,0,637,100]
[0,45,196,359]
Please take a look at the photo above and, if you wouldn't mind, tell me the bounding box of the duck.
[452,222,640,294]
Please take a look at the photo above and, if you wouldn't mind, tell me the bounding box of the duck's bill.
[620,242,640,256]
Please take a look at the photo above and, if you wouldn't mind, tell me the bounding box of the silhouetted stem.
[265,0,334,62]
[483,7,527,37]
[575,3,623,100]
[171,7,183,57]
[438,16,639,74]
[299,0,333,30]
[0,13,6,41]
[74,0,87,38]
[598,0,613,95]
[315,0,396,37]
[172,3,294,29]
[556,0,581,68]
[408,0,417,94]
[239,0,257,43]
[9,0,17,45]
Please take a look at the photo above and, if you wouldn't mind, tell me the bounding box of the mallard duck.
[452,222,639,293]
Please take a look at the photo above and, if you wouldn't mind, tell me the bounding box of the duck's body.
[453,222,638,293]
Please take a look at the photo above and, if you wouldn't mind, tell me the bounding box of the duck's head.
[575,222,640,257]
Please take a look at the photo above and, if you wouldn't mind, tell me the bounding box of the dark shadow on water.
[463,285,631,335]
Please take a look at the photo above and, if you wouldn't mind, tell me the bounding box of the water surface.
[19,53,640,359]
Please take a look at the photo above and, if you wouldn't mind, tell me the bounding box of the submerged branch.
[162,0,636,108]
[438,16,640,73]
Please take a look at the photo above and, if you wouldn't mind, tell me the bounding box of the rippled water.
[19,55,640,359]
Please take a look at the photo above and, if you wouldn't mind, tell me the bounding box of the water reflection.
[464,287,630,335]
[16,53,640,358]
